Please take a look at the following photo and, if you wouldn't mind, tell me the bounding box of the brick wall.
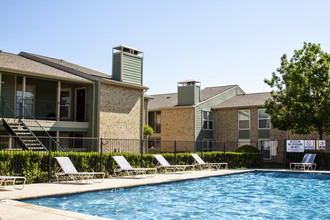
[99,83,142,152]
[160,107,195,152]
[214,108,238,143]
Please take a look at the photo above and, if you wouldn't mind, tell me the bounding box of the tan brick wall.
[214,108,238,143]
[99,83,142,152]
[160,107,195,152]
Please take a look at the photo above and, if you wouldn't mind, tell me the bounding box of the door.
[76,88,86,122]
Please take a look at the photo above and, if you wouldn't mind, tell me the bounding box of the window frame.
[60,88,72,119]
[155,111,161,133]
[148,111,161,134]
[238,109,250,130]
[202,139,214,152]
[202,111,213,130]
[258,108,271,129]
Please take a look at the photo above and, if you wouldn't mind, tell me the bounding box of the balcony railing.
[1,98,89,122]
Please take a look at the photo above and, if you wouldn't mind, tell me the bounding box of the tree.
[264,42,330,139]
[143,124,154,139]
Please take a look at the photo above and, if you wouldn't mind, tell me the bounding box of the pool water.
[23,172,330,219]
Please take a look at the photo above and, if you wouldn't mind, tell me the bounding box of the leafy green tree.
[143,124,154,139]
[264,42,330,139]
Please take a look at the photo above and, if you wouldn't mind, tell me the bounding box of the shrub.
[235,145,260,153]
[0,150,262,183]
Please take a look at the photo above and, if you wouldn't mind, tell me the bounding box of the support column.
[21,76,26,118]
[56,81,61,148]
[57,81,61,121]
[0,73,2,97]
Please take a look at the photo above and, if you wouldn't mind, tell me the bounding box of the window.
[155,112,161,133]
[60,89,71,119]
[202,111,213,130]
[238,110,250,130]
[202,139,213,151]
[258,109,270,129]
[148,111,161,133]
[16,84,36,117]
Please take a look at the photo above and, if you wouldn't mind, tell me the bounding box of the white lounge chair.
[154,154,194,173]
[0,175,26,190]
[290,153,317,170]
[55,157,105,183]
[191,154,228,170]
[112,156,157,177]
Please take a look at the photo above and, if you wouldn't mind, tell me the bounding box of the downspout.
[22,76,26,119]
[95,81,101,140]
[140,88,147,167]
[91,82,96,138]
[56,81,61,142]
[193,106,196,151]
[140,90,145,140]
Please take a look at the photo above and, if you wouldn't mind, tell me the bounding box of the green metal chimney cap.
[178,80,201,86]
[112,45,143,56]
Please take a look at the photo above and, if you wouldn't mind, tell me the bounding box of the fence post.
[224,142,226,161]
[140,139,144,167]
[100,138,103,172]
[283,139,287,168]
[260,145,264,168]
[48,149,52,182]
[174,140,177,162]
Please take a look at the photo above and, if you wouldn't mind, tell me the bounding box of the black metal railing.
[20,106,64,151]
[1,97,89,122]
[0,98,63,151]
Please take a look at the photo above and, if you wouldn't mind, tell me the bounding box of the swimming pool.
[23,172,330,219]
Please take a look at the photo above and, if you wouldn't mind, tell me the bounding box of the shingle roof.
[201,85,239,101]
[148,85,238,110]
[0,51,91,83]
[19,52,111,79]
[214,92,271,109]
[148,93,178,110]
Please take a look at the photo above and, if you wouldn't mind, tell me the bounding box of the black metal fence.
[1,135,329,156]
[1,135,330,183]
[0,135,262,154]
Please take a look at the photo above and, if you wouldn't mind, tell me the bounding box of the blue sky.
[1,0,330,95]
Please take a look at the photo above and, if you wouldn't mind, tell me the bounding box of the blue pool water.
[23,172,330,219]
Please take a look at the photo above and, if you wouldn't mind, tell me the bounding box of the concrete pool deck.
[1,169,326,220]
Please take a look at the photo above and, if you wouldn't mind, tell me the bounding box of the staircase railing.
[0,98,63,151]
[0,98,19,123]
[20,103,64,151]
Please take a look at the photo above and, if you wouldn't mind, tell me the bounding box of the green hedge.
[0,150,261,183]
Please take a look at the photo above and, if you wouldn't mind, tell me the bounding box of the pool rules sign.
[286,140,326,152]
[286,140,304,152]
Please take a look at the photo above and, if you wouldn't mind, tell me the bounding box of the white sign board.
[304,140,315,150]
[286,140,304,152]
[318,140,326,150]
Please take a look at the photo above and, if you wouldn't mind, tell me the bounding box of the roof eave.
[100,78,149,91]
[0,67,93,84]
[213,104,266,110]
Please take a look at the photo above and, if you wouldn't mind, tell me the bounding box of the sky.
[1,0,330,95]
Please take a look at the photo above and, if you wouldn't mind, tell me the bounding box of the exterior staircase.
[2,119,48,151]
